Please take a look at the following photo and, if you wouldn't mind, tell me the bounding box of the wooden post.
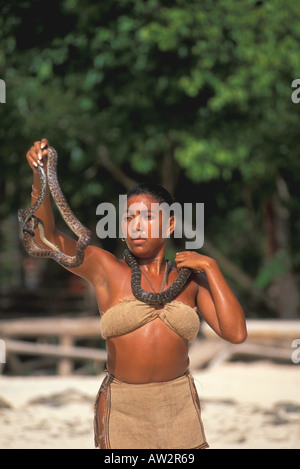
[58,335,73,376]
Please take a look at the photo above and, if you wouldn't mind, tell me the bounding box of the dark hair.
[127,183,173,206]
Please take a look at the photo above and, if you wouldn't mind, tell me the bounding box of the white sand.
[0,361,299,449]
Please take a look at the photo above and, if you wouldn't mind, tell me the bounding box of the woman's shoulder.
[70,244,127,283]
[87,245,131,271]
[191,270,209,284]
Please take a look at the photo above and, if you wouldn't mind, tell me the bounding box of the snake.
[18,146,92,268]
[18,145,191,304]
[124,248,192,305]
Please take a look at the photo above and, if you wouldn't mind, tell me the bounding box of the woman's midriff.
[106,319,190,384]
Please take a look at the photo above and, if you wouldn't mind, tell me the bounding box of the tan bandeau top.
[100,297,200,343]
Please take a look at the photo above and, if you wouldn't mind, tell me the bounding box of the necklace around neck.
[139,261,170,293]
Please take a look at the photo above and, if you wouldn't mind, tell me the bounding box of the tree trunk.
[159,134,180,197]
[262,176,299,318]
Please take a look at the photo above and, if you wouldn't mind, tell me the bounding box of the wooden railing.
[1,317,299,375]
[0,316,105,375]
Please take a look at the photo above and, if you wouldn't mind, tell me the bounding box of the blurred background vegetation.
[0,0,300,320]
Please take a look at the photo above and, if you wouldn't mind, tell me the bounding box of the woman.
[26,138,247,449]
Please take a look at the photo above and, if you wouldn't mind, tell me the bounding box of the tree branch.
[97,144,138,191]
[202,238,277,312]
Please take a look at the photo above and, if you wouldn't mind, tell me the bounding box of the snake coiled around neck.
[124,248,192,305]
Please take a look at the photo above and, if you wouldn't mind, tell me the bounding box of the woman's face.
[121,193,174,257]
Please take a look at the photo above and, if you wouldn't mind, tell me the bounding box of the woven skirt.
[94,370,208,449]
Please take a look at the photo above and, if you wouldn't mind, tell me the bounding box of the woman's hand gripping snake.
[18,146,92,268]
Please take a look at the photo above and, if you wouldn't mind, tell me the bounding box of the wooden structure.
[202,319,300,340]
[189,319,300,369]
[0,317,300,375]
[0,316,105,375]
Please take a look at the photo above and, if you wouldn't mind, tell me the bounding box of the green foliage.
[1,0,300,315]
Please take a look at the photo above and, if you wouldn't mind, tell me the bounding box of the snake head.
[21,215,39,237]
[17,210,34,237]
[22,226,35,237]
[22,219,36,237]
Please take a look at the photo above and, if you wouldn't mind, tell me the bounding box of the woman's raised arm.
[25,138,116,285]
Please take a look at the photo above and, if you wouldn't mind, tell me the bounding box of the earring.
[121,238,126,242]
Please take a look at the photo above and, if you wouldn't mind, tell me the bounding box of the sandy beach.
[0,360,299,450]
